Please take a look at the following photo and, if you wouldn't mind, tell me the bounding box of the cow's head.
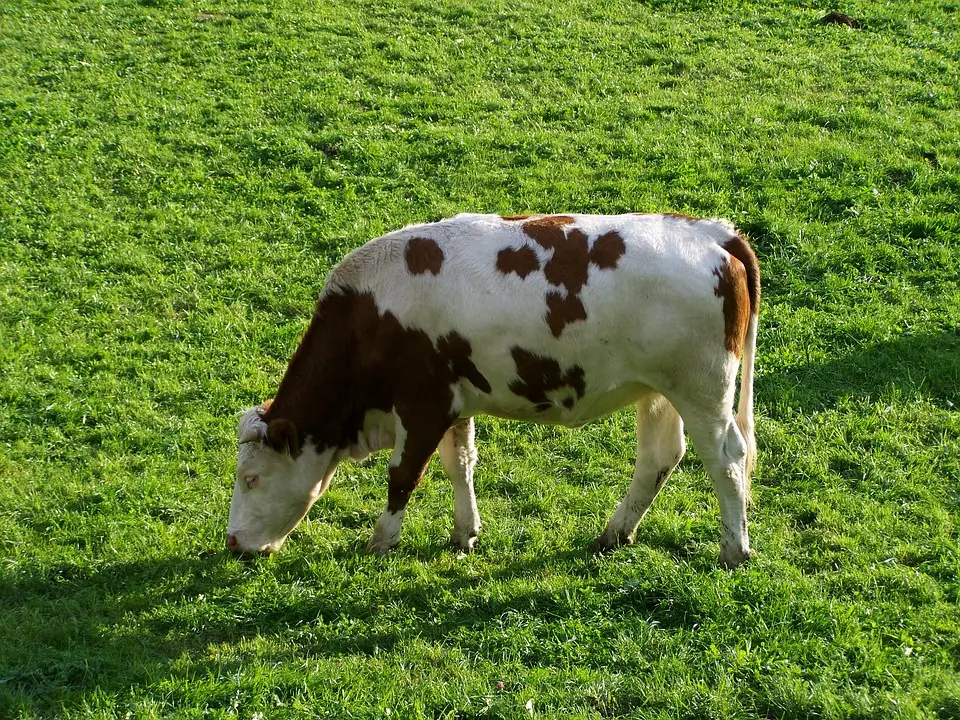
[226,405,337,555]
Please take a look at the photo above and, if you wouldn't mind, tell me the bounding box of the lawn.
[1,0,959,717]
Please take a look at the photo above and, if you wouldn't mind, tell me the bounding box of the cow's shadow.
[2,538,709,714]
[1,555,249,713]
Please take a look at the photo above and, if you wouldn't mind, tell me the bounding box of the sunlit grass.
[1,0,958,717]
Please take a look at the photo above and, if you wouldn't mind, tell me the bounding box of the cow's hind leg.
[595,393,685,552]
[684,414,751,569]
[438,417,481,552]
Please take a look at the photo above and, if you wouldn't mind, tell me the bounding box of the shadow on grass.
[0,538,698,714]
[758,328,960,412]
[0,555,237,713]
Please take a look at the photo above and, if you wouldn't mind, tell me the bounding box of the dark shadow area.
[0,538,697,715]
[757,328,960,412]
[1,556,220,714]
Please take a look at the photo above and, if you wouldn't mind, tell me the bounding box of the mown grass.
[1,0,959,717]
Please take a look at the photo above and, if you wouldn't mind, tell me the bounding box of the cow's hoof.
[366,541,397,556]
[367,528,400,555]
[451,531,479,553]
[592,530,633,555]
[720,547,751,570]
[367,509,404,555]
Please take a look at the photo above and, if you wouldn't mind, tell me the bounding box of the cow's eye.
[245,475,260,490]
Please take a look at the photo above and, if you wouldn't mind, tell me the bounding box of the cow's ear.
[266,418,299,457]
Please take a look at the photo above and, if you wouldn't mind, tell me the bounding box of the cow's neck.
[265,289,388,454]
[266,299,359,452]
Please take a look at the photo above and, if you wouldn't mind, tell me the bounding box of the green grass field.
[1,0,959,717]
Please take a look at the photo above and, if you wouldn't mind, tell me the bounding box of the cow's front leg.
[438,418,481,552]
[367,414,449,555]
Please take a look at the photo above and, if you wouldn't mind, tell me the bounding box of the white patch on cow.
[596,392,685,551]
[361,412,409,554]
[704,419,751,569]
[342,409,397,461]
[388,414,407,468]
[227,407,337,554]
[448,383,465,420]
[736,313,758,486]
[237,406,266,444]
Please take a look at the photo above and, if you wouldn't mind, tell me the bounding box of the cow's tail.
[724,231,760,498]
[737,311,758,497]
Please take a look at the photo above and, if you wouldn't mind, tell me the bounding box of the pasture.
[1,0,958,717]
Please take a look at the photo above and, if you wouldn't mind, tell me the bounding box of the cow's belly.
[450,306,690,427]
[464,381,654,428]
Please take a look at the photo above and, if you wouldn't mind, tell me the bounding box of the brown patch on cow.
[405,237,444,276]
[509,347,585,411]
[545,291,587,338]
[496,246,540,279]
[544,229,590,293]
[537,227,626,337]
[386,430,442,512]
[265,418,298,455]
[521,215,576,250]
[437,332,492,394]
[589,230,627,270]
[263,289,490,508]
[713,256,751,357]
[501,214,534,221]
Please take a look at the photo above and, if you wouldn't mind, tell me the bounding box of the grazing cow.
[227,213,760,568]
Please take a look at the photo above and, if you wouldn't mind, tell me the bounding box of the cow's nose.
[226,534,239,551]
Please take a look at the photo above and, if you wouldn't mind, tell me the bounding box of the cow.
[227,213,760,568]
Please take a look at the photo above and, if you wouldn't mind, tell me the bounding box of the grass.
[1,0,959,717]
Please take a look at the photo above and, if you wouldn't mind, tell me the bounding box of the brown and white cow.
[227,213,760,568]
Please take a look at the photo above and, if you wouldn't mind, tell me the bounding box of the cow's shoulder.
[323,216,478,290]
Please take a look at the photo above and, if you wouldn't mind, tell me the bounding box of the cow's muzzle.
[226,533,274,558]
